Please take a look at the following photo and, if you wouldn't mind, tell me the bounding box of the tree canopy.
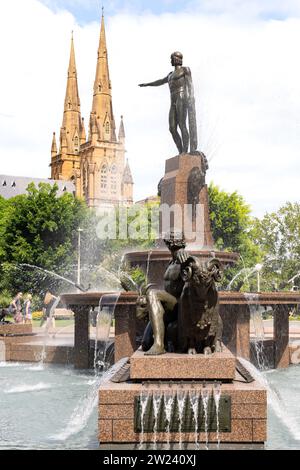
[251,202,300,291]
[208,182,263,290]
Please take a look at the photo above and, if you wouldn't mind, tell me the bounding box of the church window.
[98,83,102,92]
[2,181,6,187]
[105,122,110,134]
[11,181,16,188]
[74,136,79,152]
[110,165,117,194]
[101,164,108,190]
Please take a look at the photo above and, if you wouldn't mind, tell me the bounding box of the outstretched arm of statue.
[139,74,169,87]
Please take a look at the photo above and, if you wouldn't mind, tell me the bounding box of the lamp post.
[77,228,84,286]
[255,263,263,292]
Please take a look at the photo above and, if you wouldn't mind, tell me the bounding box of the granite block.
[253,420,267,442]
[130,348,236,380]
[99,404,134,420]
[98,420,113,443]
[231,404,266,419]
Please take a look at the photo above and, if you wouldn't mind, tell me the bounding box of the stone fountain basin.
[60,290,300,306]
[60,290,300,370]
[125,249,239,288]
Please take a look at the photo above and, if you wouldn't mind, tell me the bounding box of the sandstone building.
[50,14,133,208]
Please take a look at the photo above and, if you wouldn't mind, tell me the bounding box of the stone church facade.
[50,14,133,208]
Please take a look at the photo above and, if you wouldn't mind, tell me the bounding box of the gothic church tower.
[50,13,133,207]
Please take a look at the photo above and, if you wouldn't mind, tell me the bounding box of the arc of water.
[93,293,120,375]
[244,293,267,370]
[39,295,61,367]
[177,389,186,450]
[146,250,153,285]
[164,390,175,448]
[139,388,150,450]
[189,390,200,449]
[152,391,162,449]
[96,266,122,288]
[19,264,82,290]
[51,357,129,442]
[201,387,210,450]
[213,383,221,449]
[227,267,248,290]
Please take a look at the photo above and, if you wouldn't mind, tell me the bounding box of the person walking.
[40,292,58,331]
[23,294,33,324]
[9,292,23,324]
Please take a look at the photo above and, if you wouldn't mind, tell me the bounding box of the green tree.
[0,183,93,296]
[208,183,263,290]
[88,202,157,287]
[252,202,300,291]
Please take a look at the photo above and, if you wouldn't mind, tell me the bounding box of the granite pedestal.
[98,349,267,446]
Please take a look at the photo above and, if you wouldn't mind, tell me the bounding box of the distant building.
[136,196,160,205]
[0,175,75,199]
[50,13,134,208]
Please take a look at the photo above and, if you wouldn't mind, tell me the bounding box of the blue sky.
[40,0,191,23]
[40,0,300,24]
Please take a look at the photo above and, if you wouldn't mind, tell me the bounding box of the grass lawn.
[32,319,74,328]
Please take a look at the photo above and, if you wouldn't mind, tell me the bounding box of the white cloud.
[0,1,299,218]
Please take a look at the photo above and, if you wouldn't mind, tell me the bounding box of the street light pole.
[77,228,83,286]
[255,263,263,292]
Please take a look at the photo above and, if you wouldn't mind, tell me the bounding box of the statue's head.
[164,231,186,252]
[171,51,183,66]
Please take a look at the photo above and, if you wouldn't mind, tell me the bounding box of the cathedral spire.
[51,132,57,158]
[80,117,86,145]
[91,12,116,142]
[62,33,82,152]
[118,115,126,143]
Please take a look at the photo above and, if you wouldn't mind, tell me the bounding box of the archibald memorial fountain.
[59,51,300,447]
[93,51,268,448]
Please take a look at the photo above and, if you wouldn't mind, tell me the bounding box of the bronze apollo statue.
[139,51,198,155]
[136,233,223,356]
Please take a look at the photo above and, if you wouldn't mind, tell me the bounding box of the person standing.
[40,292,58,331]
[9,292,23,324]
[23,294,33,324]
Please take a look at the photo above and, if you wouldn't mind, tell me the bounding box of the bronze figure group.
[136,233,223,356]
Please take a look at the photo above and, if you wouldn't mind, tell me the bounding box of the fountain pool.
[0,362,300,450]
[0,362,98,450]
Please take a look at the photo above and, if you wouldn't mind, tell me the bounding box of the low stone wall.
[0,336,74,364]
[0,323,33,336]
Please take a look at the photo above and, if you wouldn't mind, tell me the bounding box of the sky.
[1,0,300,217]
